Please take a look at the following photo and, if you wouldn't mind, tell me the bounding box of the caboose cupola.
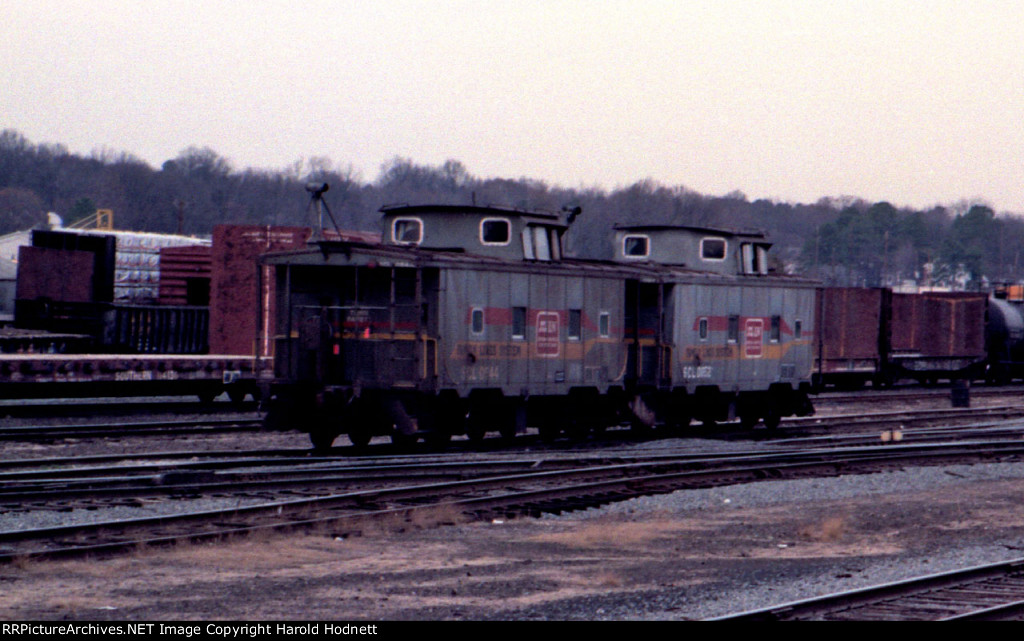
[613,224,772,275]
[380,204,568,262]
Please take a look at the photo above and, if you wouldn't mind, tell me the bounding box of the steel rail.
[714,558,1024,621]
[3,437,1024,564]
[0,417,263,440]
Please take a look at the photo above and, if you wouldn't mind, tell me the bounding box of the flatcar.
[259,197,818,449]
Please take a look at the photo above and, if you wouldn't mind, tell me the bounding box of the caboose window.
[770,316,781,342]
[599,312,610,338]
[549,228,562,260]
[522,229,535,260]
[392,218,422,244]
[741,243,770,274]
[568,309,582,340]
[471,308,484,335]
[741,243,757,274]
[795,320,802,338]
[727,315,739,343]
[533,226,551,261]
[699,317,708,340]
[480,218,511,245]
[512,307,526,339]
[701,238,727,261]
[623,235,649,258]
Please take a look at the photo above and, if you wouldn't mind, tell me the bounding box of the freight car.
[0,224,306,403]
[814,287,989,388]
[259,197,818,449]
[0,352,263,401]
[984,285,1024,384]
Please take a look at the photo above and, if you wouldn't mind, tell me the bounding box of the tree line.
[2,128,1022,290]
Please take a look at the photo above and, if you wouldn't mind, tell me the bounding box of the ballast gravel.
[519,460,1024,620]
[4,448,1024,621]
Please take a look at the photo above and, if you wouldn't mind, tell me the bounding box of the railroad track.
[775,404,1024,436]
[814,385,1020,405]
[0,398,259,419]
[0,392,1019,449]
[715,558,1024,620]
[11,411,1024,508]
[4,436,1024,564]
[0,416,263,440]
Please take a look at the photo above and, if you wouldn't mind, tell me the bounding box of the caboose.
[611,224,817,428]
[260,202,817,449]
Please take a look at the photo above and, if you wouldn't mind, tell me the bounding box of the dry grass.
[407,503,468,529]
[345,504,470,537]
[591,572,624,588]
[799,516,848,542]
[527,517,691,548]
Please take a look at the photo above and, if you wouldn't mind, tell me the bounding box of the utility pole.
[173,200,187,235]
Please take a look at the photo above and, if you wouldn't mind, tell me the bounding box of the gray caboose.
[261,204,645,448]
[613,225,817,428]
[261,203,817,449]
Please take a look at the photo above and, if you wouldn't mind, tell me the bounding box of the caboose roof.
[380,203,565,225]
[613,223,767,240]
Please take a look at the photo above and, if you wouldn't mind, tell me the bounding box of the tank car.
[259,201,817,449]
[986,288,1024,383]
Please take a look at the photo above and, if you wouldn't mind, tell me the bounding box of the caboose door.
[625,280,666,387]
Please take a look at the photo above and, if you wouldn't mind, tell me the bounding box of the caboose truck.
[260,196,816,449]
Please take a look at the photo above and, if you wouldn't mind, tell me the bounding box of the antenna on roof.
[562,205,582,226]
[305,182,342,240]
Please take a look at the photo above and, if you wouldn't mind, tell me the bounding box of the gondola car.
[259,200,817,449]
[814,287,988,388]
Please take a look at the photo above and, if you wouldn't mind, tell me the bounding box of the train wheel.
[565,417,589,441]
[391,431,418,449]
[666,410,692,431]
[310,429,338,451]
[762,404,781,430]
[348,425,372,448]
[663,403,696,430]
[497,406,517,441]
[465,420,487,443]
[425,429,452,449]
[433,392,465,444]
[536,412,561,442]
[538,424,559,442]
[663,390,691,431]
[565,411,591,441]
[498,399,525,441]
[739,412,759,429]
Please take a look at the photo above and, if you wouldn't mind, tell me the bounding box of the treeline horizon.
[2,128,1022,290]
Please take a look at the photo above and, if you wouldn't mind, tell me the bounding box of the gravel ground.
[5,394,1024,621]
[3,454,1024,621]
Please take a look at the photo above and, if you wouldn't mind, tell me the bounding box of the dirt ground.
[4,471,1024,621]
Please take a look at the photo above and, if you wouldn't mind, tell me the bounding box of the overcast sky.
[5,1,1024,212]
